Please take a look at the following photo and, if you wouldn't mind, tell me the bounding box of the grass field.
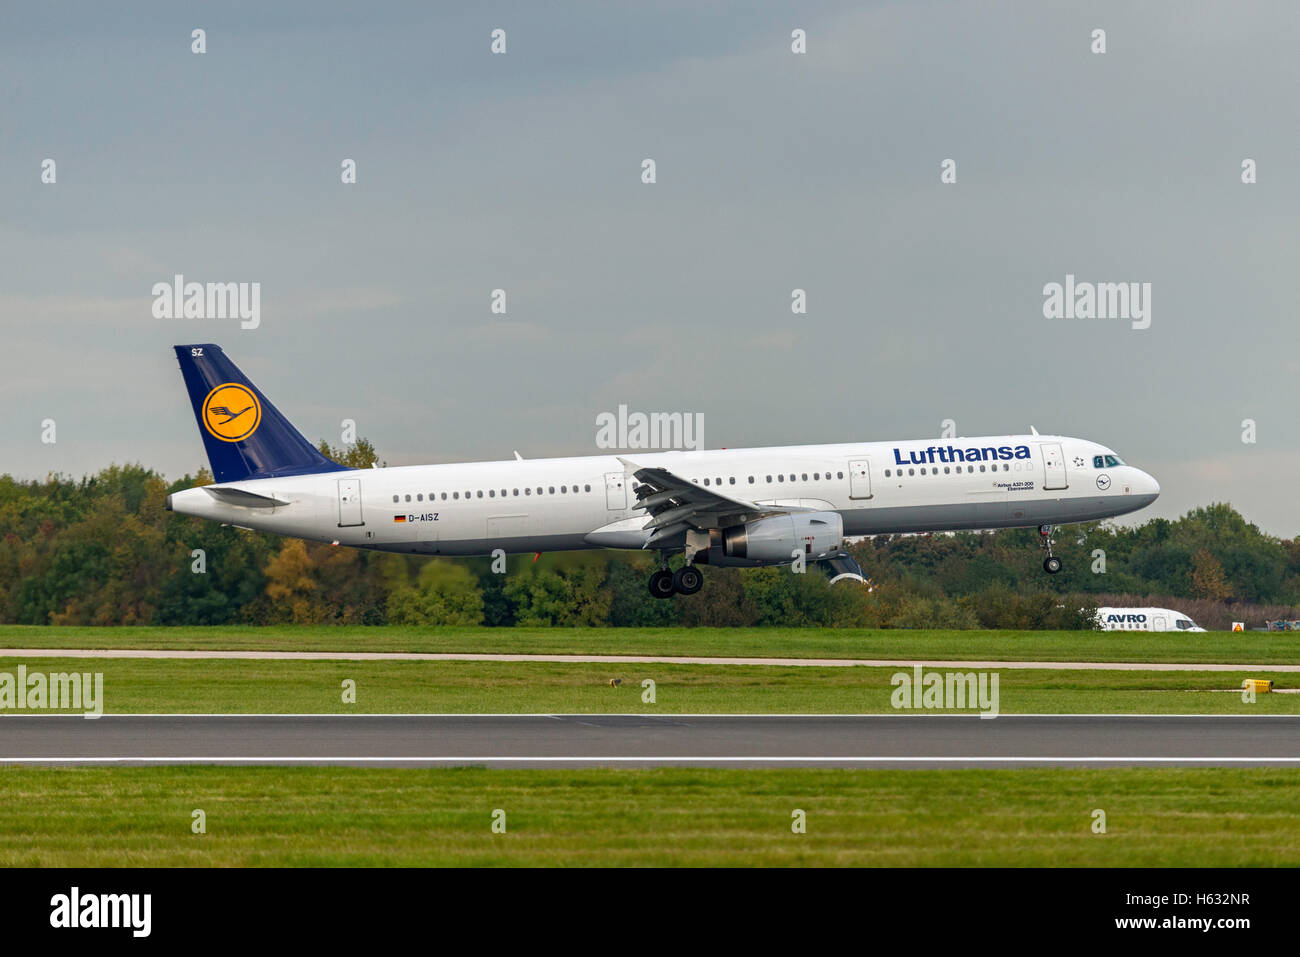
[0,657,1292,713]
[1,766,1296,866]
[0,625,1296,664]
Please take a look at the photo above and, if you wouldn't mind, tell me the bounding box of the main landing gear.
[1039,524,1062,574]
[648,568,676,598]
[647,554,704,598]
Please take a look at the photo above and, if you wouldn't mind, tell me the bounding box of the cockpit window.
[1175,618,1199,630]
[1101,454,1124,467]
[1092,455,1105,468]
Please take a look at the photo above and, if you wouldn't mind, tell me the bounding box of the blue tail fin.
[173,344,348,483]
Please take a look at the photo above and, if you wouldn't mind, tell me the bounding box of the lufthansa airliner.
[165,345,1160,598]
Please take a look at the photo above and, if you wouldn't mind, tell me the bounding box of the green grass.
[1,657,1295,713]
[1,766,1297,866]
[0,625,1296,664]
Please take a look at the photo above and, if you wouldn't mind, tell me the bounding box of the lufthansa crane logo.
[201,383,261,442]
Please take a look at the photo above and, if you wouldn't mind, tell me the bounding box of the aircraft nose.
[1133,469,1160,506]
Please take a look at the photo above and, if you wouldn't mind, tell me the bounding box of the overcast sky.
[2,1,1298,535]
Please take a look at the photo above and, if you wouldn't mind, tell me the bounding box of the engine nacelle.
[720,511,844,565]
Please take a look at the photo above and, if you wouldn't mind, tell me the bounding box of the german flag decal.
[393,515,407,523]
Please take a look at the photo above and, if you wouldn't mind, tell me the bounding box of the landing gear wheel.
[673,565,704,595]
[648,569,676,599]
[1037,524,1061,574]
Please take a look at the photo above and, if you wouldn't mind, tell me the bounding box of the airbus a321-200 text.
[165,345,1160,598]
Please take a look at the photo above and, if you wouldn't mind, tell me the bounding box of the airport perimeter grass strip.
[1,626,1298,665]
[0,658,1296,714]
[0,766,1297,866]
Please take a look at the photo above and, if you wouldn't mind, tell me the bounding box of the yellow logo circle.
[201,383,261,443]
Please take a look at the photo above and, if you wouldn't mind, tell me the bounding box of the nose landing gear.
[1039,524,1062,574]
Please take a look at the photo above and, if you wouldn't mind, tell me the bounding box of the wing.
[618,456,804,547]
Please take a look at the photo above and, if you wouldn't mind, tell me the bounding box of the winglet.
[1030,425,1039,436]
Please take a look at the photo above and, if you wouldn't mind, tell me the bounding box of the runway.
[0,648,1295,672]
[3,714,1300,767]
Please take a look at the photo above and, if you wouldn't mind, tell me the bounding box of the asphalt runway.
[3,714,1299,767]
[1,648,1296,671]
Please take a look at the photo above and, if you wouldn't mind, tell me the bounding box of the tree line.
[1,442,1295,629]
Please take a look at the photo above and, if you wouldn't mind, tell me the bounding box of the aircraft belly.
[844,499,1073,534]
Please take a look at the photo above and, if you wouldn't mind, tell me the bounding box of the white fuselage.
[167,434,1160,558]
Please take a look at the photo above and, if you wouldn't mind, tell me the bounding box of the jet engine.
[714,511,844,565]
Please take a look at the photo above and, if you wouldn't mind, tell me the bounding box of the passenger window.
[837,471,844,479]
[392,495,399,503]
[561,485,567,493]
[525,488,531,495]
[404,494,411,502]
[453,492,459,500]
[585,484,591,492]
[729,477,736,485]
[477,491,483,498]
[703,478,710,486]
[801,473,808,481]
[548,486,555,494]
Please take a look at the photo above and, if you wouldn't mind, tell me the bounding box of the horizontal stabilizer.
[203,486,290,508]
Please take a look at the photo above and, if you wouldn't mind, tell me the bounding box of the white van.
[1095,607,1206,632]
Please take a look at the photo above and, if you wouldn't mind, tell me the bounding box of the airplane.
[165,344,1161,597]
